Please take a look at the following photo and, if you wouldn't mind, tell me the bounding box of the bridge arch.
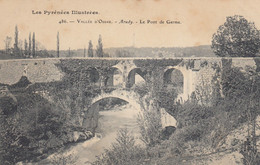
[104,67,123,87]
[163,66,194,102]
[163,67,184,94]
[127,68,146,88]
[82,90,142,133]
[91,90,141,111]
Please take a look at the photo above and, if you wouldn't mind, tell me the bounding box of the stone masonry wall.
[0,58,258,102]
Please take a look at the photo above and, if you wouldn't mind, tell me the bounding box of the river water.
[42,104,142,165]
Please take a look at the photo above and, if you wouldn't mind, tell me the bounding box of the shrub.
[92,128,146,165]
[137,95,163,147]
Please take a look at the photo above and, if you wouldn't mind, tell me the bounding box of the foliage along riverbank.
[1,59,260,164]
[0,82,95,164]
[91,62,260,165]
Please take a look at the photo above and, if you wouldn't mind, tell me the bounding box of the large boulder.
[160,108,177,128]
[84,131,93,139]
[73,131,80,142]
[78,132,87,141]
[161,126,176,140]
[73,131,93,142]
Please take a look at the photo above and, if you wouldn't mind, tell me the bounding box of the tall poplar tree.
[4,36,12,54]
[13,25,19,55]
[88,40,93,57]
[96,35,103,57]
[57,31,59,58]
[28,32,31,56]
[24,39,28,57]
[32,32,35,58]
[84,45,86,57]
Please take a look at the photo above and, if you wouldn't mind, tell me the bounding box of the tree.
[24,39,28,56]
[57,31,59,58]
[93,128,145,165]
[212,15,260,57]
[88,40,93,57]
[239,69,260,165]
[13,25,19,55]
[96,35,103,57]
[32,32,35,57]
[18,39,23,52]
[28,33,31,56]
[17,39,23,58]
[67,47,72,57]
[83,45,86,57]
[4,36,12,54]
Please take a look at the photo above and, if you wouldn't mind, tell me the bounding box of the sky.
[0,0,260,50]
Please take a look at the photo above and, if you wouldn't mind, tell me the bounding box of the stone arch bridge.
[0,57,256,104]
[0,57,257,130]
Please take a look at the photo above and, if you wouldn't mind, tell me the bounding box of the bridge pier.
[182,68,194,101]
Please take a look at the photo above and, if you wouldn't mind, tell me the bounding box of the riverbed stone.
[84,131,93,139]
[78,132,87,141]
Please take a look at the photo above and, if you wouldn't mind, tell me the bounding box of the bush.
[92,128,146,165]
[137,95,163,147]
[0,87,83,163]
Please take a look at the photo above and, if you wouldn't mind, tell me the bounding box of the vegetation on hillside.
[1,58,260,164]
[0,89,71,164]
[92,60,260,165]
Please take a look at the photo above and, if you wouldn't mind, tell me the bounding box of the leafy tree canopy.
[212,15,260,57]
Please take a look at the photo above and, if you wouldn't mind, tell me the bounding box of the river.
[42,103,142,165]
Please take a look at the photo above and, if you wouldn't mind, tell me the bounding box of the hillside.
[105,45,216,58]
[46,45,216,58]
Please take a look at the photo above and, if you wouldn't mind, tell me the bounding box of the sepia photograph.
[1,0,260,164]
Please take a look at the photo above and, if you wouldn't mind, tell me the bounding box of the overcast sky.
[0,0,260,50]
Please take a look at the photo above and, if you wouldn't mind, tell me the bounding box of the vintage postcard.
[0,0,260,164]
